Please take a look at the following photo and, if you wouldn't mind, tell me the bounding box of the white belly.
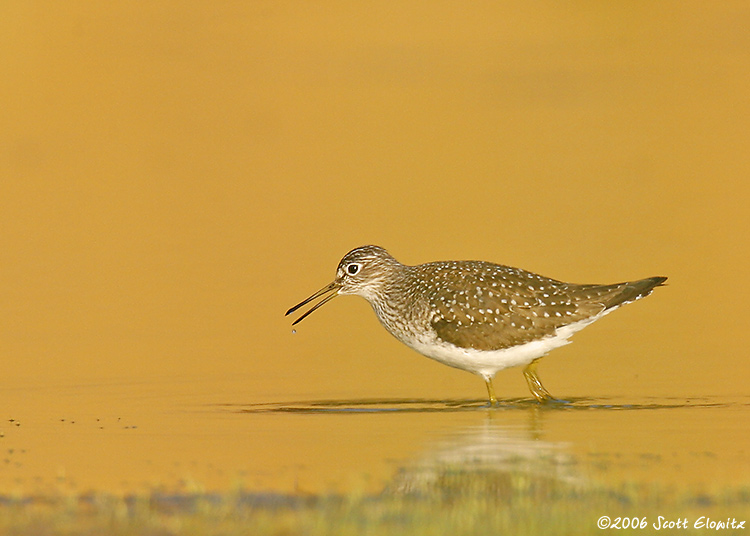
[402,310,612,380]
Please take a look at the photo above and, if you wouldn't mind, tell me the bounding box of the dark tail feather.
[603,275,667,309]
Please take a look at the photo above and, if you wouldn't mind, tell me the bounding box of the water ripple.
[214,396,746,414]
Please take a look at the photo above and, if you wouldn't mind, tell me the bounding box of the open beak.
[285,280,341,325]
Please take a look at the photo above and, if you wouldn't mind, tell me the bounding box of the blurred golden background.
[1,2,748,494]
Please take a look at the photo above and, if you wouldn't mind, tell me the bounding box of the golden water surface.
[1,2,749,497]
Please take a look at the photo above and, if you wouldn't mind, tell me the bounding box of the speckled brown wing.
[419,261,665,352]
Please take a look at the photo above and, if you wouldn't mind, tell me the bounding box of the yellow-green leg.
[523,359,555,402]
[484,377,498,406]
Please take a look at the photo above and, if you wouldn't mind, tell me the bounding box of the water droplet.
[292,329,297,334]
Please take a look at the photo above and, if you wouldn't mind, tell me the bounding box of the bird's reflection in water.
[385,413,582,496]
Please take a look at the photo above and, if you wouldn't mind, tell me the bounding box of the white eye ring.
[346,263,361,275]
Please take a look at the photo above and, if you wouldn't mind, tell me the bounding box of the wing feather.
[416,261,642,351]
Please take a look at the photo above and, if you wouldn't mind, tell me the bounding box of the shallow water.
[2,379,747,497]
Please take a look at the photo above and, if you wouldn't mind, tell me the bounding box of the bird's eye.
[346,263,361,275]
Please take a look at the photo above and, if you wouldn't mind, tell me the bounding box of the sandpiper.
[286,245,666,404]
